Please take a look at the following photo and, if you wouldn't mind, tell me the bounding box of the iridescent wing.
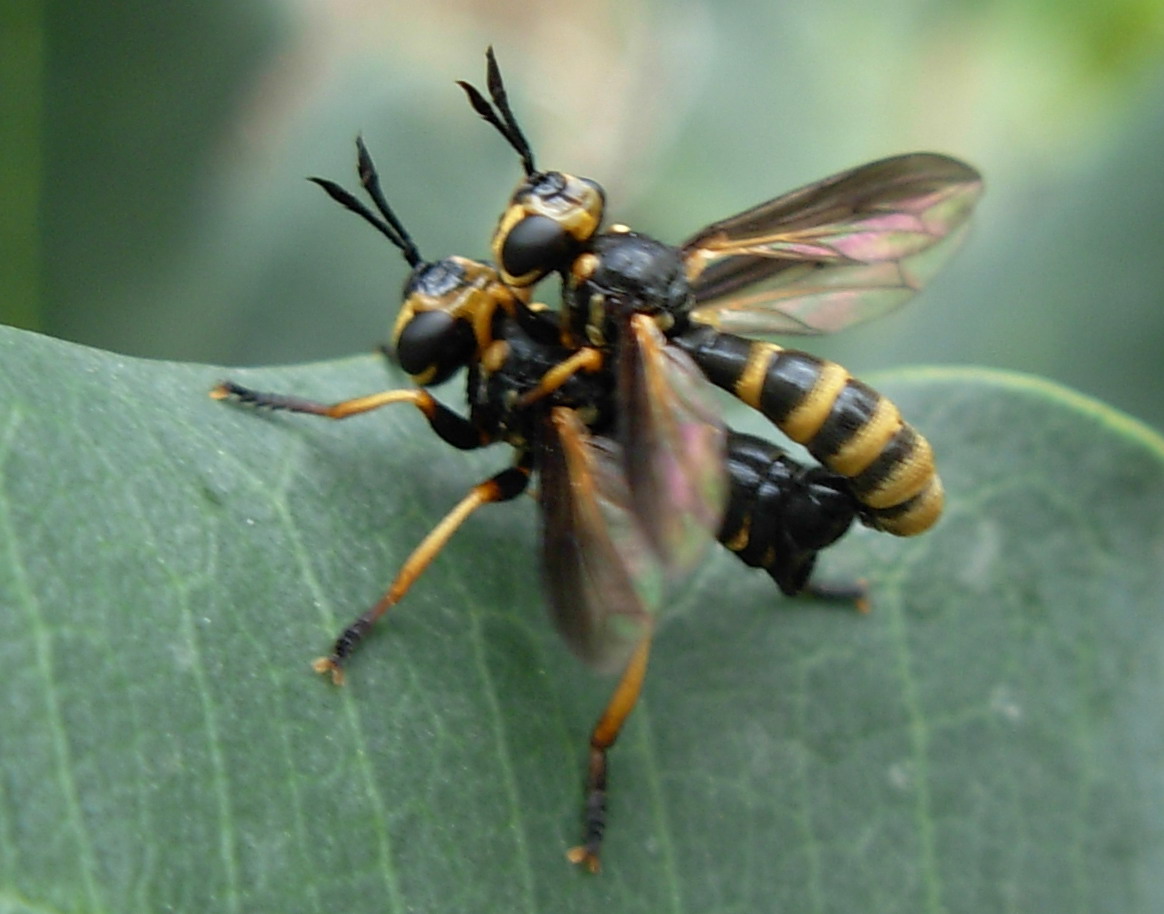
[680,153,983,336]
[538,408,662,673]
[618,314,728,574]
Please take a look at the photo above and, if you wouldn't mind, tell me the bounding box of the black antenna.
[483,48,535,173]
[309,136,423,268]
[456,47,537,176]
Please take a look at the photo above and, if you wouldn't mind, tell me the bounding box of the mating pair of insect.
[214,50,982,871]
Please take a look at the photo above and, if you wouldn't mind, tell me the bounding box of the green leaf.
[2,324,1162,913]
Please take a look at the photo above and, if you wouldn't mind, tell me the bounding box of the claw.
[312,655,346,685]
[805,576,869,611]
[566,845,602,874]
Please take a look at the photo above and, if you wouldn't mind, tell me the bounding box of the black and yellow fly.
[214,50,982,873]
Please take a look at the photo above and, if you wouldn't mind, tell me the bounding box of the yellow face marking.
[861,432,936,509]
[491,205,529,285]
[391,300,417,350]
[826,396,903,477]
[558,196,602,243]
[410,364,438,386]
[734,344,780,409]
[496,176,604,280]
[533,175,603,243]
[782,361,850,445]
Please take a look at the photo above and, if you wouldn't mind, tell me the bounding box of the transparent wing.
[538,408,662,673]
[618,314,728,573]
[680,153,983,336]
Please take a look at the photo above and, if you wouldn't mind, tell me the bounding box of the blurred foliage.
[4,0,1164,428]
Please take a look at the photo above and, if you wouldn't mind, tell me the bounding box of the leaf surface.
[1,326,1162,913]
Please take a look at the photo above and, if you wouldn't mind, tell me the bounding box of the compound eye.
[499,214,573,284]
[395,310,475,385]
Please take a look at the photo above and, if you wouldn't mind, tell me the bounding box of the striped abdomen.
[675,325,942,536]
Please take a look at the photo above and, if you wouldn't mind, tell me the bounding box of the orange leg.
[211,380,486,450]
[567,633,653,873]
[516,347,604,407]
[313,461,532,684]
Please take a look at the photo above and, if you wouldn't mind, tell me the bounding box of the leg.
[313,459,532,684]
[516,347,604,407]
[211,380,487,450]
[802,577,869,611]
[567,633,653,874]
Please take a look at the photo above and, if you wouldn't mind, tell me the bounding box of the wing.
[680,153,983,336]
[537,407,662,672]
[618,314,728,574]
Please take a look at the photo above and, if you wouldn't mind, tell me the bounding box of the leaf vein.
[0,408,105,911]
[273,496,406,912]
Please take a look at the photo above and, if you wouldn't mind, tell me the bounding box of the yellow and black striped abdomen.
[676,326,942,536]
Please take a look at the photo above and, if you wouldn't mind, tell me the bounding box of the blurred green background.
[4,0,1164,428]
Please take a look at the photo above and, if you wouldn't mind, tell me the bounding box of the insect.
[214,51,982,873]
[462,50,981,541]
[456,49,982,868]
[212,136,572,672]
